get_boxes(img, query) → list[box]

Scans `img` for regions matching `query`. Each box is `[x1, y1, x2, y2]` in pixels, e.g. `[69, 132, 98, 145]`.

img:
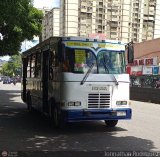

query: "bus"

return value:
[21, 37, 134, 128]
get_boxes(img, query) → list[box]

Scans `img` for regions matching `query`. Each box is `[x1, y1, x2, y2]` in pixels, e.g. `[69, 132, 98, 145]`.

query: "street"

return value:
[0, 82, 160, 153]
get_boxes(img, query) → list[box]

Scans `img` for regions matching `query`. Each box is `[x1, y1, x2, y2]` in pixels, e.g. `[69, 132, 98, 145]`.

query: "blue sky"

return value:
[33, 0, 60, 8]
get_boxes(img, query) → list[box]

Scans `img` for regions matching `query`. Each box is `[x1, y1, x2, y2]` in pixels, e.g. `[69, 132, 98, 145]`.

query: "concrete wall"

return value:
[130, 87, 160, 104]
[134, 38, 160, 63]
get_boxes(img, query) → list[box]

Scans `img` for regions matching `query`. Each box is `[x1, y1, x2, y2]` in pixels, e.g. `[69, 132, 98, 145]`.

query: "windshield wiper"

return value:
[112, 74, 119, 85]
[80, 63, 95, 85]
[103, 54, 118, 85]
[102, 54, 109, 73]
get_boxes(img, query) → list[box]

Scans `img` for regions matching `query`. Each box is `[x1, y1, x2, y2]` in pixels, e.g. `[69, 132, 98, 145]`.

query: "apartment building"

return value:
[59, 0, 159, 43]
[42, 8, 60, 41]
[38, 7, 51, 15]
[60, 0, 107, 37]
[154, 0, 160, 39]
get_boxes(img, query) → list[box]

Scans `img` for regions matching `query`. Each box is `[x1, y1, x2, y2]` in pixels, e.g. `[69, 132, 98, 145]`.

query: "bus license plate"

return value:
[117, 111, 126, 116]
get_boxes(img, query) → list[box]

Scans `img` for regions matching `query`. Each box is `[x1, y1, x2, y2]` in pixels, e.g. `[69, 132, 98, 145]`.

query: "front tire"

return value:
[51, 105, 66, 129]
[105, 120, 118, 127]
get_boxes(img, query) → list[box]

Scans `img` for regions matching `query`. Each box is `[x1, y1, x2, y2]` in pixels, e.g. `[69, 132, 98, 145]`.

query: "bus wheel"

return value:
[52, 106, 66, 129]
[27, 94, 32, 112]
[105, 120, 118, 127]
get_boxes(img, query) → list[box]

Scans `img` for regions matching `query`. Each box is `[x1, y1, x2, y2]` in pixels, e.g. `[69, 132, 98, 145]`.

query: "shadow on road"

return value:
[0, 87, 157, 152]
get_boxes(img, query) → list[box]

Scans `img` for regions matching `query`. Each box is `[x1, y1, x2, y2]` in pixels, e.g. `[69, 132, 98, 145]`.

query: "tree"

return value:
[0, 0, 43, 56]
[1, 54, 22, 77]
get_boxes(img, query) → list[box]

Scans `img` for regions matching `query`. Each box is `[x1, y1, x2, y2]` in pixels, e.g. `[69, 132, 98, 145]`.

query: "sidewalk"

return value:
[16, 82, 21, 87]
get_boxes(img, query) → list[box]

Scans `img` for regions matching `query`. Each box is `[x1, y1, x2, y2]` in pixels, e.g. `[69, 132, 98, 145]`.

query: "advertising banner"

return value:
[153, 66, 159, 75]
[126, 66, 131, 75]
[128, 57, 158, 66]
[130, 66, 143, 76]
[143, 66, 153, 75]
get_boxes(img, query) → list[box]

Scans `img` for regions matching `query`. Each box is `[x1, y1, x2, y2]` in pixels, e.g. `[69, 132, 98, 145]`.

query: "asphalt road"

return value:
[0, 82, 160, 155]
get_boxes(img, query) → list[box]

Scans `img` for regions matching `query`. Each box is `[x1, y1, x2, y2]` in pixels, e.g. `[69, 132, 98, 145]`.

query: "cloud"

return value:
[33, 0, 54, 9]
[0, 56, 10, 61]
[33, 0, 60, 9]
[21, 37, 39, 52]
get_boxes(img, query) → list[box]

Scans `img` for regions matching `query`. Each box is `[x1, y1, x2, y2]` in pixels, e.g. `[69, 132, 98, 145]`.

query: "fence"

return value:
[130, 75, 160, 88]
[130, 75, 160, 103]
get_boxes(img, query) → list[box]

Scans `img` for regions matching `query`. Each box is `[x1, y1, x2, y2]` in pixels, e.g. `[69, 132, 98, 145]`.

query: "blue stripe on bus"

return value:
[62, 108, 132, 122]
[49, 81, 130, 83]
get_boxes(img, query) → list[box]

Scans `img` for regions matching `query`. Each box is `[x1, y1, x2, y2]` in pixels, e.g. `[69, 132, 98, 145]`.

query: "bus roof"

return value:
[62, 36, 125, 44]
[22, 36, 125, 57]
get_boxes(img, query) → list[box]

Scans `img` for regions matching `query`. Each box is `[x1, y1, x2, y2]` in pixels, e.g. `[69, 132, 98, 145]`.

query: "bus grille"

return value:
[88, 93, 110, 109]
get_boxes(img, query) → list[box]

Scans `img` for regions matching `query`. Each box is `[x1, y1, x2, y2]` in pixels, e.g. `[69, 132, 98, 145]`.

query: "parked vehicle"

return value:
[3, 77, 11, 84]
[12, 78, 17, 85]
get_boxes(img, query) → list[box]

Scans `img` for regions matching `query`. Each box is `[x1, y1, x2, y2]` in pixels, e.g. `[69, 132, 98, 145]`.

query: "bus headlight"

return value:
[68, 102, 75, 106]
[74, 101, 81, 106]
[116, 101, 127, 105]
[68, 101, 81, 106]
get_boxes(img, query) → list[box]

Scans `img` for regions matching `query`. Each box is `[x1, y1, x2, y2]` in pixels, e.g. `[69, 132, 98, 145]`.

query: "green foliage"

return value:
[0, 0, 43, 56]
[1, 54, 22, 77]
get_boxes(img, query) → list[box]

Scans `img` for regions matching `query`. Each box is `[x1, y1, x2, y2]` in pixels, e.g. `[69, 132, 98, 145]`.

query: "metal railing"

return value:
[130, 75, 160, 89]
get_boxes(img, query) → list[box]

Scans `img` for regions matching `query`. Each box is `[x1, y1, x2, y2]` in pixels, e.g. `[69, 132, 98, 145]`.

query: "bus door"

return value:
[22, 58, 28, 102]
[42, 49, 49, 113]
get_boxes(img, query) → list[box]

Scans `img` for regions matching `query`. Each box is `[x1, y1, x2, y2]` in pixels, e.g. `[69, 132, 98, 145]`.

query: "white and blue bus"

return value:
[21, 37, 134, 128]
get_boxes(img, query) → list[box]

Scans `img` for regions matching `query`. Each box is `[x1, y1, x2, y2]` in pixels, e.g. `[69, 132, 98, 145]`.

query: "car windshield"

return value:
[63, 47, 126, 74]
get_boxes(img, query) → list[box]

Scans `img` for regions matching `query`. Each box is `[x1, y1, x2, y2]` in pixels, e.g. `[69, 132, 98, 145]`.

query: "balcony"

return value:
[81, 6, 87, 12]
[148, 16, 154, 20]
[86, 19, 92, 23]
[112, 16, 119, 21]
[110, 23, 118, 27]
[87, 8, 93, 13]
[81, 9, 87, 12]
[81, 19, 86, 24]
[98, 4, 103, 8]
[149, 11, 155, 16]
[81, 2, 87, 6]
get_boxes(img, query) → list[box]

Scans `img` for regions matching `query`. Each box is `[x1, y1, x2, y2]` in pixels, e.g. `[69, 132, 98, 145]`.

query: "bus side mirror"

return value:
[127, 41, 134, 63]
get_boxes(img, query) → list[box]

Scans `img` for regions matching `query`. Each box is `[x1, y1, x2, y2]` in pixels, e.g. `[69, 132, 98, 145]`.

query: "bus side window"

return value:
[27, 56, 31, 78]
[35, 53, 41, 78]
[31, 54, 36, 78]
[63, 48, 74, 72]
[49, 50, 55, 80]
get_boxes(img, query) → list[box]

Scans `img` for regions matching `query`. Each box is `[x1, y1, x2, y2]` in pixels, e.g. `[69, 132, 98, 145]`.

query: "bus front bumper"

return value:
[62, 108, 132, 122]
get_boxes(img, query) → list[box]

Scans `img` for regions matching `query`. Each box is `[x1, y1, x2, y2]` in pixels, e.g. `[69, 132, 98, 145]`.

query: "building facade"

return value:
[42, 8, 60, 41]
[60, 0, 159, 43]
[134, 38, 160, 61]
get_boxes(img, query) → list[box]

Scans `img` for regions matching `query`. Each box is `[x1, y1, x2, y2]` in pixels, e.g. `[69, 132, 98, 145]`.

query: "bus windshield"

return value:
[63, 47, 125, 74]
[63, 48, 97, 73]
[97, 50, 126, 74]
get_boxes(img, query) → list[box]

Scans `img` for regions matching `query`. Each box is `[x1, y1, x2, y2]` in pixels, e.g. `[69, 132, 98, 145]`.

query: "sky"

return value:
[0, 0, 60, 61]
[33, 0, 59, 8]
